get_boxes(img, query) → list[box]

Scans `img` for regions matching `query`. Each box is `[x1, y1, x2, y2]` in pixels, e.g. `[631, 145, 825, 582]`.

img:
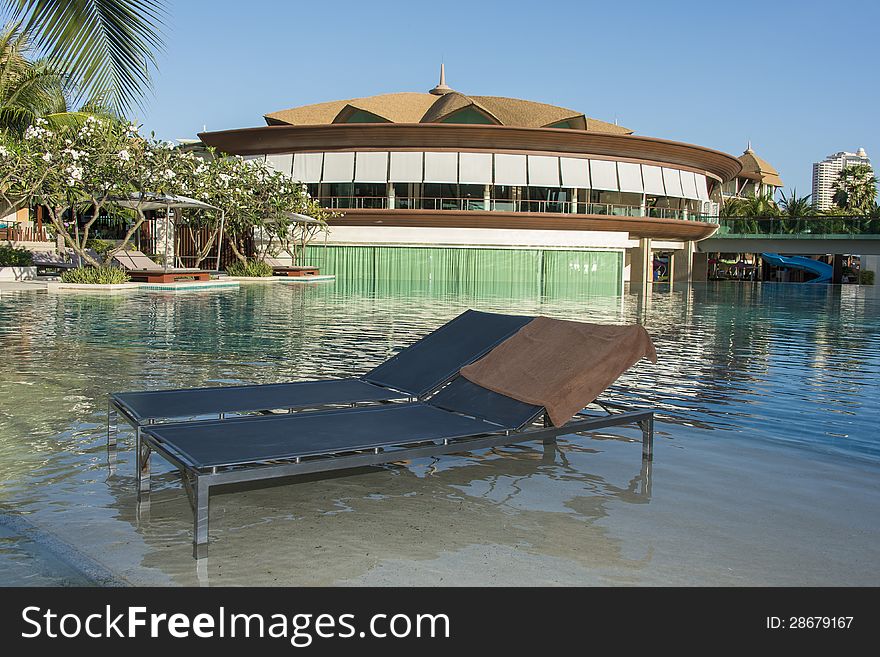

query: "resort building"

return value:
[720, 144, 783, 200]
[200, 68, 742, 292]
[812, 148, 872, 211]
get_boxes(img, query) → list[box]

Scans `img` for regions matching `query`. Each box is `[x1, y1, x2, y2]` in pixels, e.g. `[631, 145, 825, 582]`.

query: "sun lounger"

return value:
[108, 309, 534, 449]
[124, 315, 658, 559]
[135, 377, 654, 558]
[263, 256, 320, 277]
[112, 250, 211, 283]
[30, 250, 79, 274]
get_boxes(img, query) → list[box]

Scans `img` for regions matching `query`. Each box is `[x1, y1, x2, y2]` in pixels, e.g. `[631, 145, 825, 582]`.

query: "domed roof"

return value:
[737, 144, 783, 187]
[264, 70, 632, 134]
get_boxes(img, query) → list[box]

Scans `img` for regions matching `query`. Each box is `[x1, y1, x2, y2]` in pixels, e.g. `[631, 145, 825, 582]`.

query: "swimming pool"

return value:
[0, 281, 878, 585]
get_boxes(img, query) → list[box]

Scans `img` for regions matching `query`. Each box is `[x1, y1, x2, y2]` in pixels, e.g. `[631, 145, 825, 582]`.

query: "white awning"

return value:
[616, 162, 643, 193]
[322, 152, 355, 183]
[641, 165, 665, 195]
[458, 152, 493, 185]
[494, 153, 527, 185]
[265, 154, 292, 177]
[292, 152, 323, 183]
[528, 155, 560, 187]
[560, 157, 590, 188]
[695, 173, 710, 201]
[109, 193, 219, 211]
[589, 159, 618, 191]
[389, 151, 423, 182]
[680, 170, 700, 200]
[423, 152, 458, 183]
[354, 151, 389, 183]
[662, 168, 684, 198]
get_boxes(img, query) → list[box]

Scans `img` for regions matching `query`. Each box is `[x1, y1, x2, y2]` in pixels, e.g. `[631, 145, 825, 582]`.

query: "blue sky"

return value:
[140, 0, 878, 194]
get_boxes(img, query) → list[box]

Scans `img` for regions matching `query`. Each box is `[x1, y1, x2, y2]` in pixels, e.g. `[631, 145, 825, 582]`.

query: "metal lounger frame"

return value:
[108, 401, 654, 559]
[107, 310, 533, 450]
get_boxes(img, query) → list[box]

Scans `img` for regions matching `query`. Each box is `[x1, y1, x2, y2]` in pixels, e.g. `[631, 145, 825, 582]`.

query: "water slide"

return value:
[760, 253, 832, 284]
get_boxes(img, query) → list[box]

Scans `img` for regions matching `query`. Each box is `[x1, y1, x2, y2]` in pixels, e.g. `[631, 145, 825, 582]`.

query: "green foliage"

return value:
[226, 259, 273, 277]
[832, 164, 878, 213]
[778, 189, 815, 218]
[86, 238, 134, 254]
[0, 243, 33, 265]
[721, 192, 780, 218]
[0, 22, 66, 137]
[8, 1, 168, 114]
[60, 265, 129, 284]
[859, 270, 875, 285]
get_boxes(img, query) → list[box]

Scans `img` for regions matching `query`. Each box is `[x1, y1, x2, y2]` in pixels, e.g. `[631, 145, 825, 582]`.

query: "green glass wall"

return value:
[308, 245, 622, 297]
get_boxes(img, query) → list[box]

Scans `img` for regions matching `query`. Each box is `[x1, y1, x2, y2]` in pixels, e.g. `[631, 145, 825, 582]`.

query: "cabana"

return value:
[108, 193, 226, 276]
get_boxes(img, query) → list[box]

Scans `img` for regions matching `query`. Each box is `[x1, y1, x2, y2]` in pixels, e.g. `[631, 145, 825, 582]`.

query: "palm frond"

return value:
[8, 0, 167, 114]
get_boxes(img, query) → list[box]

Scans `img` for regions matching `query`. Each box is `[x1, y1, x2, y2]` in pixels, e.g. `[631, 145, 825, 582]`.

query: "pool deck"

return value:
[0, 277, 333, 293]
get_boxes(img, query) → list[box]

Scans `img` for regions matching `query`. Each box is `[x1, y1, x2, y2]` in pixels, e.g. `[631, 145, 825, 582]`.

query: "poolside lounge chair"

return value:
[264, 256, 320, 277]
[108, 309, 534, 446]
[127, 317, 657, 558]
[112, 250, 211, 283]
[30, 250, 79, 274]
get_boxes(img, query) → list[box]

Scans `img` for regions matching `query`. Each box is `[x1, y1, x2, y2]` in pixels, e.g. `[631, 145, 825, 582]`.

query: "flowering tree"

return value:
[179, 153, 336, 266]
[1, 116, 331, 269]
[0, 116, 198, 266]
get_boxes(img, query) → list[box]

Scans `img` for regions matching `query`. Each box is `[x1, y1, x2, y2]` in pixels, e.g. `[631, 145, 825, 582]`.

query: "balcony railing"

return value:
[715, 216, 880, 237]
[316, 197, 703, 221]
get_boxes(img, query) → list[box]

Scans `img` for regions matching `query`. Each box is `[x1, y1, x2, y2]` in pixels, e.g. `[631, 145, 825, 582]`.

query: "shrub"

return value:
[60, 266, 131, 284]
[859, 270, 875, 285]
[0, 245, 34, 267]
[226, 259, 274, 277]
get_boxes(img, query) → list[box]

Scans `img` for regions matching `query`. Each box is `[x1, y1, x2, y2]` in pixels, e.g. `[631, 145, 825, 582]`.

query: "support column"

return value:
[832, 254, 844, 284]
[387, 182, 395, 210]
[629, 238, 652, 294]
[672, 241, 695, 284]
[691, 250, 709, 282]
[155, 210, 175, 268]
[483, 184, 491, 211]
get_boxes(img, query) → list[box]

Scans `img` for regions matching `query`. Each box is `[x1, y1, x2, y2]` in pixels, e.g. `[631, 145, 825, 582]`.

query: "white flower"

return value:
[127, 123, 138, 133]
[162, 168, 175, 180]
[41, 152, 52, 162]
[0, 145, 8, 156]
[118, 150, 131, 162]
[66, 165, 83, 183]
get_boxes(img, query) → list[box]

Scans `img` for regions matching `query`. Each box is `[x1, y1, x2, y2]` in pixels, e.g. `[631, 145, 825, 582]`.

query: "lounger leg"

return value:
[639, 458, 653, 497]
[639, 416, 654, 461]
[107, 401, 118, 474]
[136, 428, 151, 503]
[542, 413, 557, 445]
[193, 476, 210, 560]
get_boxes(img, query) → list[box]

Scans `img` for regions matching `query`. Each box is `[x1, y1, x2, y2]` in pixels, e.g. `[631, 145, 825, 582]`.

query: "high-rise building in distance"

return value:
[812, 148, 872, 210]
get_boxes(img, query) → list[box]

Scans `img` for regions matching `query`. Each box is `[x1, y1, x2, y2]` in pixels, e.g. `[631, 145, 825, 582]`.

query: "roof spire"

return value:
[429, 63, 453, 95]
[746, 140, 753, 153]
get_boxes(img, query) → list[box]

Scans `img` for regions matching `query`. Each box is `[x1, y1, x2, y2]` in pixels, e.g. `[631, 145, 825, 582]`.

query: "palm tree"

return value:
[5, 0, 167, 114]
[778, 189, 815, 218]
[832, 164, 878, 213]
[0, 21, 65, 135]
[0, 21, 118, 135]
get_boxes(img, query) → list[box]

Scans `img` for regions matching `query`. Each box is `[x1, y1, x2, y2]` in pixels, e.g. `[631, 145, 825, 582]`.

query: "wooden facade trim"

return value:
[199, 123, 742, 183]
[327, 209, 719, 241]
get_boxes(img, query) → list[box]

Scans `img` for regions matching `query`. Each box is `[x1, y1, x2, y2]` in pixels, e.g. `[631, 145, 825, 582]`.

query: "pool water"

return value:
[0, 281, 878, 585]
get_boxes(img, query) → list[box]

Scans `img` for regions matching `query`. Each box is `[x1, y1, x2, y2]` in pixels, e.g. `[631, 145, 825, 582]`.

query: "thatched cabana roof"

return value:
[264, 85, 632, 135]
[737, 145, 783, 187]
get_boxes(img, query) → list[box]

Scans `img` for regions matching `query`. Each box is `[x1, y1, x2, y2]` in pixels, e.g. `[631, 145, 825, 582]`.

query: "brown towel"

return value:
[460, 317, 657, 427]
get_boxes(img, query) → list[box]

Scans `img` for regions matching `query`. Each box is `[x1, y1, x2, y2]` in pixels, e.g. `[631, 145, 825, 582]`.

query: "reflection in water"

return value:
[0, 281, 878, 584]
